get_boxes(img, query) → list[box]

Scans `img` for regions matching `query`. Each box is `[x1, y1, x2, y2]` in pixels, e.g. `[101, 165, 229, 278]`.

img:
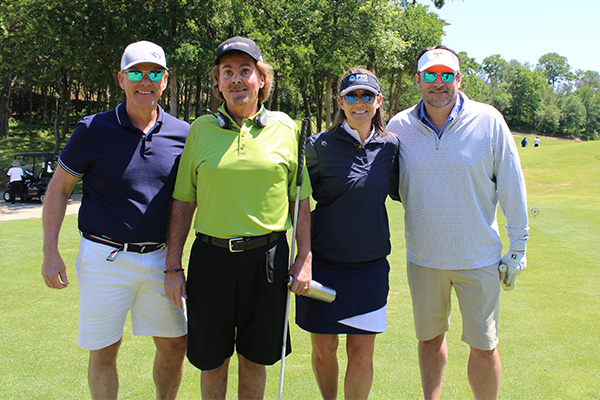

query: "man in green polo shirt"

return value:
[164, 36, 312, 399]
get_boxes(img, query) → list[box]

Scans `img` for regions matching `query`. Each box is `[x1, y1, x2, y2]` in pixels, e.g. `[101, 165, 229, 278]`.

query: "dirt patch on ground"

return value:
[0, 194, 82, 221]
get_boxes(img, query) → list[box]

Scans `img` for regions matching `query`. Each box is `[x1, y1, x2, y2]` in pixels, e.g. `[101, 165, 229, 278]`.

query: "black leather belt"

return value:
[196, 231, 285, 253]
[83, 233, 166, 261]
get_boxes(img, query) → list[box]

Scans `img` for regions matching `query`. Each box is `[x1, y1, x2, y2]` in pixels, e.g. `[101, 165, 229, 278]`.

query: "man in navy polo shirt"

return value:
[42, 41, 189, 399]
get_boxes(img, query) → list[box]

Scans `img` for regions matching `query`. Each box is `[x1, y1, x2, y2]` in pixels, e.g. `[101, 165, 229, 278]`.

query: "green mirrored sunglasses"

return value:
[126, 69, 165, 82]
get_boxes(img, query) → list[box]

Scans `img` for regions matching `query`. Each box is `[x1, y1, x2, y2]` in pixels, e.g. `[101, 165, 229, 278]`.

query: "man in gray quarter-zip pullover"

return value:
[386, 45, 529, 400]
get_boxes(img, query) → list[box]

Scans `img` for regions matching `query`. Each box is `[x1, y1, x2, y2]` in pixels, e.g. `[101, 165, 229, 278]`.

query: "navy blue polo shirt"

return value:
[59, 102, 189, 243]
[306, 125, 400, 263]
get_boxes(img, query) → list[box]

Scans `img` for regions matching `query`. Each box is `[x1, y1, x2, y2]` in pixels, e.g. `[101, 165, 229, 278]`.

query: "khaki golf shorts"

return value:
[407, 261, 500, 350]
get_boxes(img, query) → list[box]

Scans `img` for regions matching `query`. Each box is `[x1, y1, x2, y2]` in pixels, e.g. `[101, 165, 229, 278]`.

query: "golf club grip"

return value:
[296, 117, 311, 186]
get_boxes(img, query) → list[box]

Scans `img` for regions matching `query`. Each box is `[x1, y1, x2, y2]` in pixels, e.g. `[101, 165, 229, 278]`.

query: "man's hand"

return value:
[499, 250, 527, 291]
[42, 166, 78, 290]
[165, 200, 196, 309]
[42, 252, 69, 289]
[164, 269, 187, 309]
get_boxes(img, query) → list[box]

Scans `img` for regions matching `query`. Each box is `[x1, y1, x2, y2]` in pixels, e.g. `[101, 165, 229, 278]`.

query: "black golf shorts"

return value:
[185, 234, 291, 370]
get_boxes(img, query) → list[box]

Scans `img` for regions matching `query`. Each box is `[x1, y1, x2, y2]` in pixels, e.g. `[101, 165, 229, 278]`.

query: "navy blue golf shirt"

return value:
[306, 126, 399, 263]
[59, 102, 189, 243]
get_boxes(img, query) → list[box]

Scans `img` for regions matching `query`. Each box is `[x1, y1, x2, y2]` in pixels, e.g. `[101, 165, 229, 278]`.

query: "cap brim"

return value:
[215, 51, 261, 65]
[423, 65, 455, 73]
[419, 62, 456, 73]
[339, 85, 379, 96]
[122, 61, 169, 71]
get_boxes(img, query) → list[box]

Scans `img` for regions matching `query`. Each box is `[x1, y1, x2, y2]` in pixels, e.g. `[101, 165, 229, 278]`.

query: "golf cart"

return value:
[3, 152, 58, 203]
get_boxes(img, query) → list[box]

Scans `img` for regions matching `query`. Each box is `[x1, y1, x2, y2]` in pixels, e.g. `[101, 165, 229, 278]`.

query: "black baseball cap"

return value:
[215, 36, 263, 64]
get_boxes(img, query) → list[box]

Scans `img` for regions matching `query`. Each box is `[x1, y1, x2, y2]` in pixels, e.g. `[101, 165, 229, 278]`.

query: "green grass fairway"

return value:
[1, 136, 599, 399]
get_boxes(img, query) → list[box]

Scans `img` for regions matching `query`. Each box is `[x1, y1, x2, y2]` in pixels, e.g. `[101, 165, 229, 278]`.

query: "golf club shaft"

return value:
[278, 117, 311, 400]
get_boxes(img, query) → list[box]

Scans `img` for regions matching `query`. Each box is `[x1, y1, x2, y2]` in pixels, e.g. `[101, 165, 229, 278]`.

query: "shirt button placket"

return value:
[239, 125, 249, 156]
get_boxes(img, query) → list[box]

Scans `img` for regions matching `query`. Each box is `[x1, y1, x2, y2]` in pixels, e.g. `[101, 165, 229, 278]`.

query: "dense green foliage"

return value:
[477, 54, 600, 140]
[1, 0, 599, 155]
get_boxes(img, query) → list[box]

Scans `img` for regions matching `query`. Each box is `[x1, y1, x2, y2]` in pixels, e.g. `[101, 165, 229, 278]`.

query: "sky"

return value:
[417, 0, 599, 73]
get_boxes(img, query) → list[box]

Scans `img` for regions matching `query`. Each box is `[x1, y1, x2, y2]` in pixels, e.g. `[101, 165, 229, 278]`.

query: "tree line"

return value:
[1, 0, 598, 154]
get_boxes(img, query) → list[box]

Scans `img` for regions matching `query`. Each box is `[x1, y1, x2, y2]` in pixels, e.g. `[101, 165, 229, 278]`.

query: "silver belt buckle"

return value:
[228, 237, 245, 252]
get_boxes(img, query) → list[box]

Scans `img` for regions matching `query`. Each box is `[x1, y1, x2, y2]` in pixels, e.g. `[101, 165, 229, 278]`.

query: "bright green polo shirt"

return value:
[173, 105, 312, 238]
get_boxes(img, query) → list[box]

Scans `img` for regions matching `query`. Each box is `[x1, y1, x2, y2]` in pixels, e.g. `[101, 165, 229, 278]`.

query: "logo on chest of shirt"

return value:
[321, 140, 328, 147]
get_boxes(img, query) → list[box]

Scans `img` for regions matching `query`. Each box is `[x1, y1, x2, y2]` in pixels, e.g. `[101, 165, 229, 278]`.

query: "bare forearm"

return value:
[288, 198, 312, 293]
[166, 199, 196, 269]
[294, 198, 312, 262]
[41, 166, 78, 289]
[43, 192, 69, 252]
[42, 167, 78, 254]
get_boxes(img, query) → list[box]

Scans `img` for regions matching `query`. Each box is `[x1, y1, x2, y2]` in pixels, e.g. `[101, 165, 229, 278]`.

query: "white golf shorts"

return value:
[407, 261, 500, 350]
[76, 238, 187, 350]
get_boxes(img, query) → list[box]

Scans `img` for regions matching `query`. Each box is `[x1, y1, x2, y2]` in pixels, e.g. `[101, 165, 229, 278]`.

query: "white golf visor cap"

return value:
[418, 49, 460, 72]
[339, 72, 381, 96]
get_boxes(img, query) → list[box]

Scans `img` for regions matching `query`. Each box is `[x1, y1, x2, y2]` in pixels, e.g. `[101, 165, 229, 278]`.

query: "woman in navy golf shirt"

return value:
[296, 68, 400, 399]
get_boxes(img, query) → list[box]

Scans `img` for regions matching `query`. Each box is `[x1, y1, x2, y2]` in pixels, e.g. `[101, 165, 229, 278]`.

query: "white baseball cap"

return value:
[417, 49, 460, 72]
[121, 41, 168, 71]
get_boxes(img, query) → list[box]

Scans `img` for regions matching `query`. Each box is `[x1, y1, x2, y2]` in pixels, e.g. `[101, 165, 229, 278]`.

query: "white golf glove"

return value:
[498, 250, 527, 291]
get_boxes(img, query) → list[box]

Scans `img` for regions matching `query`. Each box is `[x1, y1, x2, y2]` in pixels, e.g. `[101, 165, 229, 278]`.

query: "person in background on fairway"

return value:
[6, 159, 25, 205]
[164, 36, 312, 399]
[535, 136, 540, 147]
[386, 45, 529, 400]
[296, 68, 400, 400]
[42, 41, 189, 399]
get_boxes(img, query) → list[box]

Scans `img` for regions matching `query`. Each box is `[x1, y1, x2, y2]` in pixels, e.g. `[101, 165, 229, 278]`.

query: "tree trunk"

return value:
[301, 78, 311, 118]
[42, 87, 49, 124]
[53, 97, 63, 154]
[395, 70, 403, 114]
[314, 78, 323, 133]
[53, 70, 69, 154]
[195, 74, 203, 119]
[169, 69, 178, 117]
[183, 80, 191, 122]
[28, 89, 33, 136]
[0, 72, 16, 139]
[387, 71, 396, 117]
[105, 84, 111, 111]
[325, 69, 332, 129]
[269, 72, 279, 111]
[62, 74, 72, 140]
[85, 87, 91, 116]
[390, 70, 404, 116]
